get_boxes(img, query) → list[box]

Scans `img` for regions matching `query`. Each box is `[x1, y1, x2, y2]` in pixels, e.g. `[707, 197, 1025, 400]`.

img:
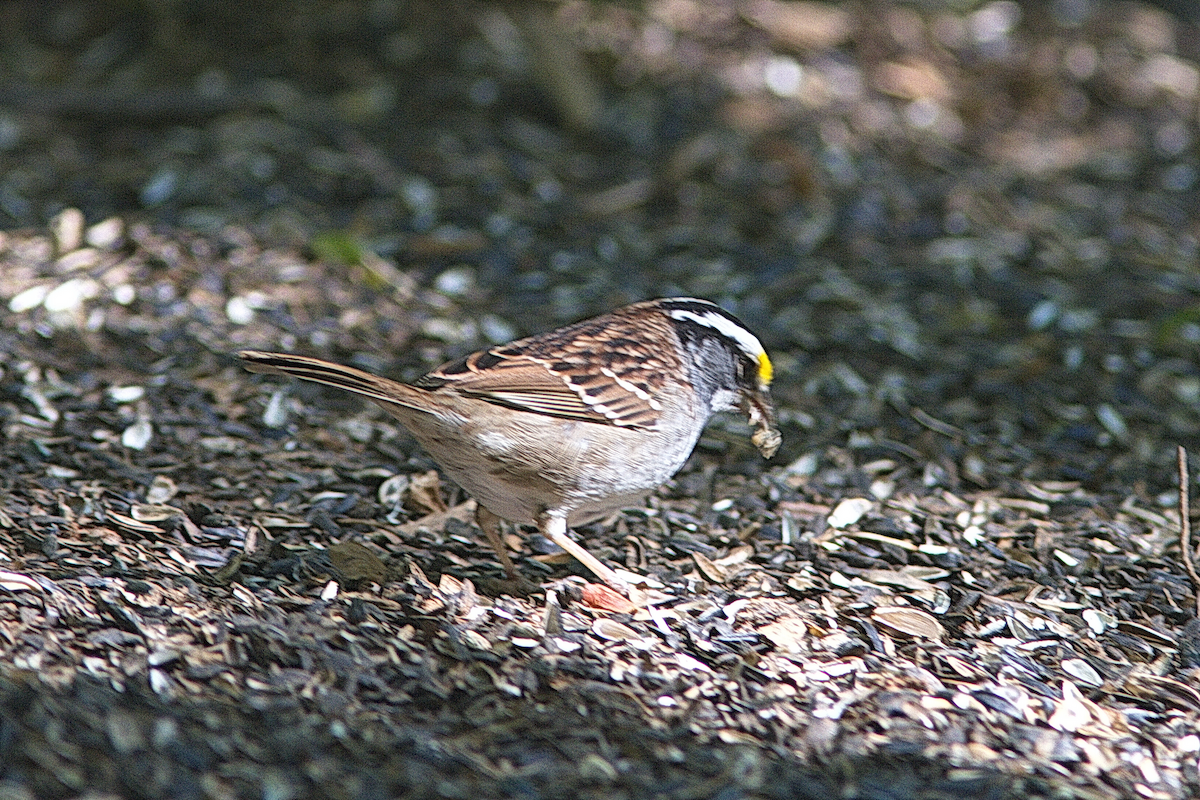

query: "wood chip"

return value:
[579, 584, 638, 615]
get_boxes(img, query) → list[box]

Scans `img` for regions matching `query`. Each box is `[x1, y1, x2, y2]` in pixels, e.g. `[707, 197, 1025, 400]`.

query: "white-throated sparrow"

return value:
[239, 297, 779, 591]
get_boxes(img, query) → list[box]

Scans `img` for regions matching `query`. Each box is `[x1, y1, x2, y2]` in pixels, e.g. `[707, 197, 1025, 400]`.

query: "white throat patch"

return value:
[709, 387, 740, 412]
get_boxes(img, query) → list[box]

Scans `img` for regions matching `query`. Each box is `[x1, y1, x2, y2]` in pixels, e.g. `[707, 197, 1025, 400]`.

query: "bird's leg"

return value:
[477, 505, 634, 596]
[474, 504, 518, 578]
[537, 511, 628, 592]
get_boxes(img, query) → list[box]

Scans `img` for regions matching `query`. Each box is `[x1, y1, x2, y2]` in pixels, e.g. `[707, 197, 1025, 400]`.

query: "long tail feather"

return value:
[238, 350, 422, 410]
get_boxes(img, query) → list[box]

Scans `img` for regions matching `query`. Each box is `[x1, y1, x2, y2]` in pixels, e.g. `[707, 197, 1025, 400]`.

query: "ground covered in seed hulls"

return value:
[2, 1, 1200, 798]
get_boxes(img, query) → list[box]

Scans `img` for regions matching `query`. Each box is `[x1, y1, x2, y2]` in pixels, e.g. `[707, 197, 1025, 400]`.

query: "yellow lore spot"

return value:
[758, 352, 773, 386]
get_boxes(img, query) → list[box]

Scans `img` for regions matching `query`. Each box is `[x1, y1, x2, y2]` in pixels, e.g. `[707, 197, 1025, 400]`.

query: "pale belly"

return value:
[392, 403, 700, 526]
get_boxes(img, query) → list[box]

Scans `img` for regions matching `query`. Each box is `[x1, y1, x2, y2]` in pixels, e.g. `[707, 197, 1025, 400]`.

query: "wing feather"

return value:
[416, 309, 680, 429]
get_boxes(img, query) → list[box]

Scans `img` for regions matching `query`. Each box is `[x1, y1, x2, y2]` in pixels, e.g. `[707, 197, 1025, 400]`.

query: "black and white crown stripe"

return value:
[659, 299, 772, 385]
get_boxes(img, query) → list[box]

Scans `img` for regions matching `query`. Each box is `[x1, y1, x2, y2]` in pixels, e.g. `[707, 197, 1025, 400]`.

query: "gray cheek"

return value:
[709, 388, 740, 412]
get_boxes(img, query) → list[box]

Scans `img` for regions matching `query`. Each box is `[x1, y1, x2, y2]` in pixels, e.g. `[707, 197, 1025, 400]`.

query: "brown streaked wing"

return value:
[422, 350, 658, 426]
[415, 305, 681, 428]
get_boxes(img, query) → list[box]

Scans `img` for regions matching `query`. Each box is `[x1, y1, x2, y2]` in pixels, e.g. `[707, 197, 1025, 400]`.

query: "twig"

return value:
[1178, 446, 1200, 616]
